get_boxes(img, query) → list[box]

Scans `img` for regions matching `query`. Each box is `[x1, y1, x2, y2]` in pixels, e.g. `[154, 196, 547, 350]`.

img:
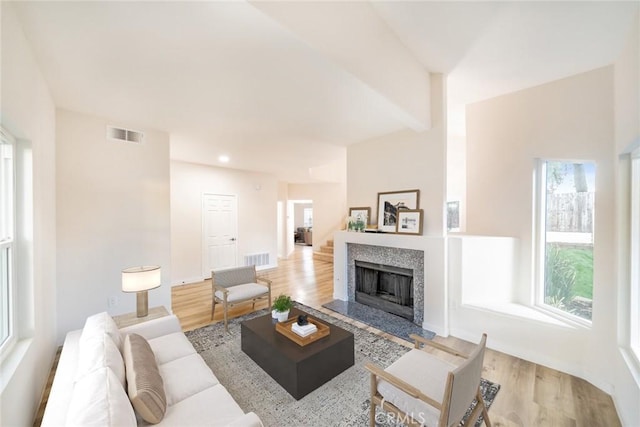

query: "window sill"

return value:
[0, 338, 33, 394]
[461, 302, 588, 330]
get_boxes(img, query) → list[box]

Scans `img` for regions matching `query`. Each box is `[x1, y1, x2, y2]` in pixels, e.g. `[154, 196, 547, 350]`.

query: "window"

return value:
[0, 128, 15, 353]
[303, 208, 313, 228]
[536, 160, 595, 322]
[631, 151, 640, 358]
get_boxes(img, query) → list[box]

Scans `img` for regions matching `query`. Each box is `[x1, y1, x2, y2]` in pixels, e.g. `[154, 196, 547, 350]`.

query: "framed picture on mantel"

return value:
[396, 209, 423, 235]
[349, 207, 370, 226]
[376, 189, 420, 233]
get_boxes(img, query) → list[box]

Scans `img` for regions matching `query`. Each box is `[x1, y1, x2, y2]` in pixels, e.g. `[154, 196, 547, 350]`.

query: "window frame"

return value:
[534, 158, 594, 327]
[630, 149, 640, 359]
[0, 127, 16, 358]
[303, 207, 313, 228]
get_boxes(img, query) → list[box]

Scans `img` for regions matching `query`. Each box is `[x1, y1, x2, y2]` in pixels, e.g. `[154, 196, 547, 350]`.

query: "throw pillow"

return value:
[76, 332, 126, 388]
[66, 366, 136, 427]
[123, 333, 167, 424]
[81, 312, 123, 351]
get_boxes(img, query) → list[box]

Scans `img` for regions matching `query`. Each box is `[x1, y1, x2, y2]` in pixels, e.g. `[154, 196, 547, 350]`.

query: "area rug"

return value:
[185, 303, 500, 426]
[322, 299, 436, 342]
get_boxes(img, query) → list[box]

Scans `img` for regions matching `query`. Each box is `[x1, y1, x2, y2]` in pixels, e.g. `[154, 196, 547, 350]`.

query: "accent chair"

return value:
[365, 333, 491, 427]
[211, 265, 272, 332]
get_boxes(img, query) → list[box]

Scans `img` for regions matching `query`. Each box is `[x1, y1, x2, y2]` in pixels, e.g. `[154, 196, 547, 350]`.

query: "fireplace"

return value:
[347, 243, 424, 325]
[355, 260, 414, 320]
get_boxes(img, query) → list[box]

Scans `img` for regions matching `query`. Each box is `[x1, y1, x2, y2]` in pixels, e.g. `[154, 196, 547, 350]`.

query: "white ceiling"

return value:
[11, 1, 639, 182]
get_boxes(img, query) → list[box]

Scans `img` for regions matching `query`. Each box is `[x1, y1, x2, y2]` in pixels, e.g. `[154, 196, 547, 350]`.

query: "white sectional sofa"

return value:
[41, 312, 262, 426]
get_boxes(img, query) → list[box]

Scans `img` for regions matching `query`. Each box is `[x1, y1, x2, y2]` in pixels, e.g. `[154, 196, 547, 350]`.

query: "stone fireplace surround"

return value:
[333, 230, 447, 336]
[347, 243, 424, 325]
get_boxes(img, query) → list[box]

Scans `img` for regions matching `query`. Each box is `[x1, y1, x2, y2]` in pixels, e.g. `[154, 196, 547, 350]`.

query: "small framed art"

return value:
[396, 209, 423, 235]
[348, 207, 370, 225]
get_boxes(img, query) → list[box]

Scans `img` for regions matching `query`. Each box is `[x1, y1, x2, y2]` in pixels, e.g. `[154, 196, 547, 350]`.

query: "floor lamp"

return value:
[122, 266, 161, 317]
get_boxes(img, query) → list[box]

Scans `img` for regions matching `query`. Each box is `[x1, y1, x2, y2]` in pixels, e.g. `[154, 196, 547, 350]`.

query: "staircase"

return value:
[313, 239, 333, 263]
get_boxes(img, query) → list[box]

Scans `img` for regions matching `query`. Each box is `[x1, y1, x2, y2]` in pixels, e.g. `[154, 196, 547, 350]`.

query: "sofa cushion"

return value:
[158, 353, 219, 405]
[66, 367, 136, 427]
[81, 312, 123, 351]
[148, 385, 246, 427]
[147, 332, 196, 365]
[123, 333, 167, 424]
[76, 331, 126, 388]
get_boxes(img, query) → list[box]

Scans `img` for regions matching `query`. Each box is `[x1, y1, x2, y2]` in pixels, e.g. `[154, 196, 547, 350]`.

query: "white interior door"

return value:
[202, 194, 237, 277]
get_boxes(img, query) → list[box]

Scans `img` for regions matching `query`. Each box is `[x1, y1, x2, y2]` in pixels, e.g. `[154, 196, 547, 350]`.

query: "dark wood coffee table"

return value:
[241, 307, 354, 399]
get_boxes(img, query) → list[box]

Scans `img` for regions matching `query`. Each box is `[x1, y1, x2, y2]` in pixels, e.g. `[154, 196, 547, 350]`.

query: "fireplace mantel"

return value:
[332, 231, 448, 336]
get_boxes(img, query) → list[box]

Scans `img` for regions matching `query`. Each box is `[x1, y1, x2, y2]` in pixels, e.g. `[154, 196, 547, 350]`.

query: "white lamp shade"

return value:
[122, 266, 161, 292]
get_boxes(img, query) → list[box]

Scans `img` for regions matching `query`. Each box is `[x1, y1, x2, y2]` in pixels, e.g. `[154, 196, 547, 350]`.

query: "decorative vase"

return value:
[272, 309, 290, 322]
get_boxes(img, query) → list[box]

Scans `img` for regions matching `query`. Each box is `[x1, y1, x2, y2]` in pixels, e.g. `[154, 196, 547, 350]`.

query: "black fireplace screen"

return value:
[355, 260, 414, 320]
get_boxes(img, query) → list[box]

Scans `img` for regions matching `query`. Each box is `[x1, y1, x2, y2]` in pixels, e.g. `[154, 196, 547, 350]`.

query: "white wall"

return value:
[463, 66, 619, 399]
[56, 110, 171, 341]
[449, 236, 517, 305]
[343, 75, 448, 333]
[466, 66, 615, 306]
[613, 11, 640, 427]
[171, 161, 278, 284]
[347, 75, 447, 237]
[0, 3, 57, 425]
[614, 10, 640, 155]
[288, 182, 346, 252]
[277, 182, 292, 258]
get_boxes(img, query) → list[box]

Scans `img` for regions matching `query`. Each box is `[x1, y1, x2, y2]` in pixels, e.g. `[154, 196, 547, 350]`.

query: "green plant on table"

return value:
[272, 294, 293, 312]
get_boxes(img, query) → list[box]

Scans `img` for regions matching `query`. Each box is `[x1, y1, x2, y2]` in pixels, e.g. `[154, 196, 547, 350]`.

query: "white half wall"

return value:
[56, 110, 171, 342]
[0, 3, 57, 425]
[170, 161, 278, 284]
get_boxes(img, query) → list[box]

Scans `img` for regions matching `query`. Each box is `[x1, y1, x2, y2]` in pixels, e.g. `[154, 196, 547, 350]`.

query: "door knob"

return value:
[230, 238, 236, 241]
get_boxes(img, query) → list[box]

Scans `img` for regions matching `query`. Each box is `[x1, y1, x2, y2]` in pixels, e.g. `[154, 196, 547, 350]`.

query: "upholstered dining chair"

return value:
[365, 333, 491, 427]
[211, 265, 272, 332]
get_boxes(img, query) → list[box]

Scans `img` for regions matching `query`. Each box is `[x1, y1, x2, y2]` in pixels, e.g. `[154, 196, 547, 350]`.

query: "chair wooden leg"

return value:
[211, 299, 216, 321]
[477, 389, 491, 427]
[224, 305, 229, 332]
[370, 403, 376, 427]
[369, 374, 376, 427]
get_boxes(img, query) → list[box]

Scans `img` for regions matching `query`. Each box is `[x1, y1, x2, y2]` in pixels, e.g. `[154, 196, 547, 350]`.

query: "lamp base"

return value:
[136, 291, 149, 317]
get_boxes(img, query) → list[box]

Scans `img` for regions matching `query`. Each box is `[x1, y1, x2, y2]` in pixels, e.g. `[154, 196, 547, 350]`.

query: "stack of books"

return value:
[292, 322, 317, 337]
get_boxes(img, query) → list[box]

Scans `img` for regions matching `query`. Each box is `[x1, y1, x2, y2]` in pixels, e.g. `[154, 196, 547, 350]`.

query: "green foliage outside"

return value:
[545, 244, 593, 310]
[560, 247, 593, 299]
[545, 245, 576, 309]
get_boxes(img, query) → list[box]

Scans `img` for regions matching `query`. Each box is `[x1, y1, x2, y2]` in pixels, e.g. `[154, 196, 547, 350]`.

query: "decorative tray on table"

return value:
[275, 317, 330, 346]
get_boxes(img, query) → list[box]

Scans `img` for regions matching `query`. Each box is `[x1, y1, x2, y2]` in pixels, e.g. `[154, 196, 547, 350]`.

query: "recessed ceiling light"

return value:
[218, 155, 230, 163]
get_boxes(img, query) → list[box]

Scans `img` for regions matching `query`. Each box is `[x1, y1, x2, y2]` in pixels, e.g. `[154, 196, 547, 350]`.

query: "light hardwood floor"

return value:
[173, 246, 620, 427]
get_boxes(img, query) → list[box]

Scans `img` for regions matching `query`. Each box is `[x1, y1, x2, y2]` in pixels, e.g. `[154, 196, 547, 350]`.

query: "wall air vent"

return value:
[244, 252, 270, 268]
[107, 126, 144, 144]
